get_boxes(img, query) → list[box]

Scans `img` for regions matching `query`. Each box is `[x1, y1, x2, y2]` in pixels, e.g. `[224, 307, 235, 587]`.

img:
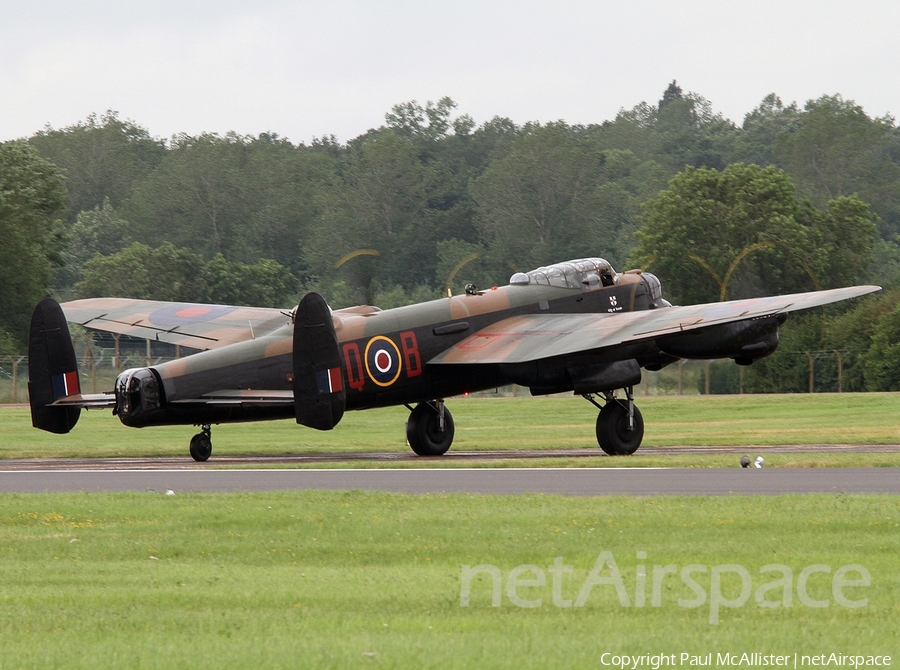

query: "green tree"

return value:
[76, 243, 297, 307]
[589, 83, 741, 173]
[127, 133, 250, 259]
[0, 141, 67, 351]
[307, 129, 443, 292]
[586, 149, 670, 269]
[76, 242, 204, 301]
[774, 95, 900, 237]
[629, 164, 809, 304]
[198, 255, 298, 307]
[864, 303, 900, 390]
[799, 195, 879, 289]
[742, 315, 829, 393]
[472, 123, 607, 272]
[128, 132, 330, 271]
[387, 99, 514, 257]
[630, 164, 877, 305]
[385, 97, 459, 147]
[28, 111, 165, 222]
[826, 289, 900, 391]
[55, 197, 131, 293]
[655, 86, 739, 171]
[241, 134, 331, 275]
[737, 94, 800, 167]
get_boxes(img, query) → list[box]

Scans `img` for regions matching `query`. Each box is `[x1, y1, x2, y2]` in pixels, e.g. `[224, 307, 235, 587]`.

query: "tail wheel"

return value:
[189, 427, 212, 462]
[596, 402, 644, 455]
[406, 402, 454, 456]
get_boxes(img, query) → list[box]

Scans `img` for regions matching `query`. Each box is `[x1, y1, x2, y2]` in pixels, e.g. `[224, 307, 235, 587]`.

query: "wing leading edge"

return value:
[428, 285, 881, 365]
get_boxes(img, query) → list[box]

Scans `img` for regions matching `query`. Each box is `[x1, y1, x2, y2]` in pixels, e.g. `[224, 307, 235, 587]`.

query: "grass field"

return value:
[3, 395, 899, 667]
[2, 393, 900, 465]
[0, 491, 897, 668]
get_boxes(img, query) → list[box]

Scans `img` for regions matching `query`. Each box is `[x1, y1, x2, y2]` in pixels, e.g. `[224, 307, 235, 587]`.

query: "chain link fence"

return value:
[0, 353, 181, 404]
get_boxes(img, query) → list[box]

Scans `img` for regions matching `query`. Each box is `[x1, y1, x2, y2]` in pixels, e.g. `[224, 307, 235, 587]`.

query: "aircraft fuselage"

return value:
[126, 270, 660, 427]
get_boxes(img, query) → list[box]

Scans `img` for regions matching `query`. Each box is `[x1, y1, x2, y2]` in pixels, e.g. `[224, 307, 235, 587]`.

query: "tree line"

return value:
[4, 82, 900, 390]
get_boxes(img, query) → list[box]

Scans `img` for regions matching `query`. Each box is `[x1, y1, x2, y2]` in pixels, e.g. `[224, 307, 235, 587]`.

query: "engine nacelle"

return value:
[500, 360, 568, 394]
[114, 367, 166, 427]
[656, 315, 784, 365]
[500, 358, 643, 395]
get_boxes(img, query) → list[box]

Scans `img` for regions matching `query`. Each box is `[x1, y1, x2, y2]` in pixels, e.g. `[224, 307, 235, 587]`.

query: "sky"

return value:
[3, 0, 899, 145]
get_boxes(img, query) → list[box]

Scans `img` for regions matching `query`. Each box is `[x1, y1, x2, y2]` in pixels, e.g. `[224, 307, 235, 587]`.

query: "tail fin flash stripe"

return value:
[315, 367, 343, 395]
[315, 369, 330, 394]
[329, 367, 343, 393]
[51, 371, 80, 399]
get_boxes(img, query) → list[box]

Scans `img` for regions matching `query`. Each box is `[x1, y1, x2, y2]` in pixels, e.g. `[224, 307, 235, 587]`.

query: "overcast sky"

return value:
[3, 1, 898, 144]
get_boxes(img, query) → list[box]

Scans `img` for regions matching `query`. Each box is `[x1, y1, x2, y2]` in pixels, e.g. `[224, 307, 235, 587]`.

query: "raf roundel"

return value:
[149, 303, 237, 328]
[364, 336, 403, 387]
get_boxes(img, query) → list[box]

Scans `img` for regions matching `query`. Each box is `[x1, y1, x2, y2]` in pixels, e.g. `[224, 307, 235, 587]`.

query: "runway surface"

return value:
[1, 467, 897, 495]
[0, 443, 896, 470]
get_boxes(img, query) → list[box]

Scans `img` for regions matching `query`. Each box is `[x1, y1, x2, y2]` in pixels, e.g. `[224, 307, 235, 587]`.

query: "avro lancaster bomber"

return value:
[29, 258, 878, 460]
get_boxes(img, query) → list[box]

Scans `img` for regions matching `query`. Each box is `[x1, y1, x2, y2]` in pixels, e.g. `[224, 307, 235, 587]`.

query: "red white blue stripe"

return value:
[51, 371, 80, 399]
[315, 367, 343, 395]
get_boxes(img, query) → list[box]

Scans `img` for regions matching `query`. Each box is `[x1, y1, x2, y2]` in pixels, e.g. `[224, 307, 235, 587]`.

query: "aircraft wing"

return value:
[428, 285, 880, 365]
[61, 298, 291, 350]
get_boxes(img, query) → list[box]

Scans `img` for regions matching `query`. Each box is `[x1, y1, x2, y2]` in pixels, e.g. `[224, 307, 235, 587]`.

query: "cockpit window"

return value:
[529, 270, 549, 286]
[518, 258, 617, 290]
[545, 266, 572, 288]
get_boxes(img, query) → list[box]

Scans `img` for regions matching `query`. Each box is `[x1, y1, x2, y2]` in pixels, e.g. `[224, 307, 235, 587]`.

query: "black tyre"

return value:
[595, 402, 644, 455]
[406, 403, 454, 456]
[189, 433, 212, 462]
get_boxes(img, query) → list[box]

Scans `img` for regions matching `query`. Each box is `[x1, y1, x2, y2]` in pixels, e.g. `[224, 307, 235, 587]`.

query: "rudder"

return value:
[28, 297, 81, 434]
[292, 292, 345, 430]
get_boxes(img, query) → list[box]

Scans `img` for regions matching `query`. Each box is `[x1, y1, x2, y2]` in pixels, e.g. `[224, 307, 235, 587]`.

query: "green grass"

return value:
[2, 393, 900, 461]
[0, 491, 896, 668]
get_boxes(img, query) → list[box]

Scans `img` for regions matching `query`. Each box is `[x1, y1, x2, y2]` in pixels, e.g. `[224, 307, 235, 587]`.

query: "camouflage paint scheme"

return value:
[52, 258, 878, 431]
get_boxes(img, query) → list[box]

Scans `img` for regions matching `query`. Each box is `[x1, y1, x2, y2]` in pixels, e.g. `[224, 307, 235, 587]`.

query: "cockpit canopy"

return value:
[509, 258, 618, 290]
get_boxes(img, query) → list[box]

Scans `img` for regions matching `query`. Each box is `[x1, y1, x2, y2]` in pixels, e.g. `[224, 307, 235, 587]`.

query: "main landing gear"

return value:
[189, 424, 213, 462]
[405, 400, 455, 456]
[584, 387, 644, 455]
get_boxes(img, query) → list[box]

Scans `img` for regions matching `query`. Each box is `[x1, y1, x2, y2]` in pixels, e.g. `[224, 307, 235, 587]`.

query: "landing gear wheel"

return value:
[189, 427, 212, 462]
[406, 402, 454, 456]
[596, 402, 644, 455]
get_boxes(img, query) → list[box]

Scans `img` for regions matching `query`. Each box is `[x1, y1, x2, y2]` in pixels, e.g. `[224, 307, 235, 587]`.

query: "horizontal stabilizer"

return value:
[168, 389, 295, 407]
[49, 393, 117, 409]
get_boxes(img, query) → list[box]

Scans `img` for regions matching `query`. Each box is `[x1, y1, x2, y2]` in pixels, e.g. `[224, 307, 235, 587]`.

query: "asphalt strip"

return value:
[0, 468, 897, 495]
